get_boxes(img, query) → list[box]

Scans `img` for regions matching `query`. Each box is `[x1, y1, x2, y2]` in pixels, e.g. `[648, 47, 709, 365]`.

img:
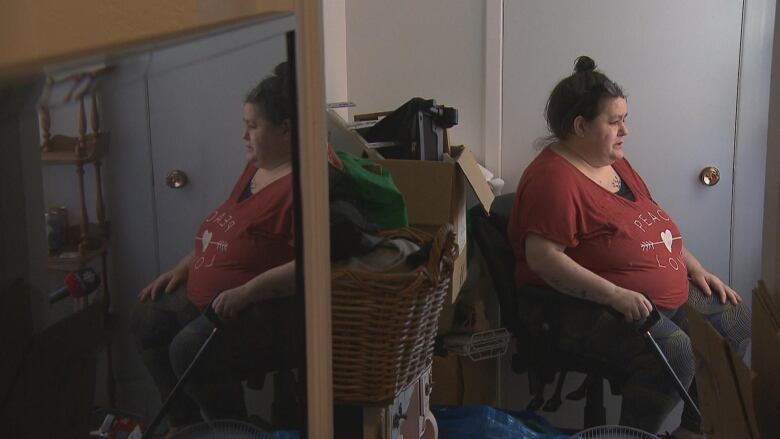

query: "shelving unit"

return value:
[46, 231, 109, 269]
[38, 66, 115, 406]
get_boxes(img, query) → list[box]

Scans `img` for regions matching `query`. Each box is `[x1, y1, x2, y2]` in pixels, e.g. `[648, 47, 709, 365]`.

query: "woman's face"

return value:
[242, 103, 291, 167]
[579, 96, 629, 165]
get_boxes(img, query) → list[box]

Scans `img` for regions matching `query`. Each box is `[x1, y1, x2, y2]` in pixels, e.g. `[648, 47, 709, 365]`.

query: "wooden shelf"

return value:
[41, 133, 109, 165]
[47, 240, 108, 269]
[46, 222, 110, 269]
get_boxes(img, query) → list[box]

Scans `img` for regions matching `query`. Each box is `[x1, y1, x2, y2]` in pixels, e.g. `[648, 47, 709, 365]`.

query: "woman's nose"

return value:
[242, 130, 249, 141]
[620, 122, 629, 136]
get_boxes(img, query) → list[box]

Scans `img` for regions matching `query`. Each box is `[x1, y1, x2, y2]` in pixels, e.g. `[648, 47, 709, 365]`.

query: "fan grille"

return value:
[573, 425, 660, 439]
[170, 419, 270, 439]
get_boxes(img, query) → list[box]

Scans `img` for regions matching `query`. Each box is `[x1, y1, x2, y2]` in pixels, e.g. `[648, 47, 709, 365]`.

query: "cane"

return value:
[141, 303, 223, 439]
[633, 295, 703, 420]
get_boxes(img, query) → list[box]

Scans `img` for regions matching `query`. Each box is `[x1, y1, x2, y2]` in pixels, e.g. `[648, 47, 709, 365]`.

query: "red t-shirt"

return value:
[186, 164, 295, 309]
[508, 148, 688, 310]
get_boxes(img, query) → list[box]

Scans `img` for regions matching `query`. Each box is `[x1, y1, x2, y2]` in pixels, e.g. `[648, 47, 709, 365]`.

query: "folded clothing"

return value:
[337, 237, 421, 274]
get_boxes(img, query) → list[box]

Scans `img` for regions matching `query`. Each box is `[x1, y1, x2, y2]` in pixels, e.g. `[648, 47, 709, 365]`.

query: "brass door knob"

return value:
[166, 170, 188, 188]
[699, 166, 720, 186]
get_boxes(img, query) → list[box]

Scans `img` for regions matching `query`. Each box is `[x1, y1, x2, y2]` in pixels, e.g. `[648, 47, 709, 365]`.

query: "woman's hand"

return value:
[610, 288, 653, 322]
[212, 286, 252, 320]
[683, 246, 741, 305]
[688, 268, 741, 305]
[526, 233, 653, 321]
[137, 267, 187, 302]
[137, 252, 193, 302]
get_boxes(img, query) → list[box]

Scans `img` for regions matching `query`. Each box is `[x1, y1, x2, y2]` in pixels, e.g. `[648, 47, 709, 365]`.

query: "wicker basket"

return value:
[331, 224, 456, 405]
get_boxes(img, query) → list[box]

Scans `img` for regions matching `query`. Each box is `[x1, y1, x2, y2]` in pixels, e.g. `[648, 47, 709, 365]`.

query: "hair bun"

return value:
[574, 56, 597, 73]
[274, 61, 291, 83]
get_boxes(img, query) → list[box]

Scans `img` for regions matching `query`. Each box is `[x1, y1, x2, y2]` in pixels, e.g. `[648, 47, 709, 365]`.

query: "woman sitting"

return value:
[132, 62, 301, 435]
[507, 56, 750, 438]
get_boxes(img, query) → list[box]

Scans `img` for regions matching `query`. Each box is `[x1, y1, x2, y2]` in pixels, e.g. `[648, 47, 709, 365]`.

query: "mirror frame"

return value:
[0, 1, 333, 436]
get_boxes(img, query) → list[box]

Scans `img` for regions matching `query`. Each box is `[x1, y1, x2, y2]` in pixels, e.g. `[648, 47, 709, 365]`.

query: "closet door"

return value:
[501, 0, 742, 280]
[147, 16, 293, 271]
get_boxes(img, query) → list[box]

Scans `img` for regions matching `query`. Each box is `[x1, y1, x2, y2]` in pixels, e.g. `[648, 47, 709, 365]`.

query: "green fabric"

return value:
[334, 150, 408, 229]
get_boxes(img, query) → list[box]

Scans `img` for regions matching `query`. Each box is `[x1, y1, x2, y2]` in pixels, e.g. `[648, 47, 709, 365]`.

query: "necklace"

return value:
[250, 162, 291, 193]
[556, 143, 621, 191]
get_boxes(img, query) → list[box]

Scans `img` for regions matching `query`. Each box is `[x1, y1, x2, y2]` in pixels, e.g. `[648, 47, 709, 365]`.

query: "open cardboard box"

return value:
[327, 109, 383, 160]
[688, 306, 759, 439]
[430, 352, 499, 407]
[686, 280, 780, 439]
[327, 109, 495, 306]
[376, 147, 495, 304]
[751, 281, 780, 438]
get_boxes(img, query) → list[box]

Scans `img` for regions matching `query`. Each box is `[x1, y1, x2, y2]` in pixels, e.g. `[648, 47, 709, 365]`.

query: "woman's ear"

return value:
[280, 119, 292, 137]
[573, 115, 587, 138]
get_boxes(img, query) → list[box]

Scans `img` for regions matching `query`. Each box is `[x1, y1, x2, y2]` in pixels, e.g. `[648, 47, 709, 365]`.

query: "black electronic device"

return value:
[359, 97, 458, 161]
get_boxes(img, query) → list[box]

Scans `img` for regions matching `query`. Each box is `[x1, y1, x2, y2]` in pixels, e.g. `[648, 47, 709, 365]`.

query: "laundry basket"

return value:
[331, 224, 455, 404]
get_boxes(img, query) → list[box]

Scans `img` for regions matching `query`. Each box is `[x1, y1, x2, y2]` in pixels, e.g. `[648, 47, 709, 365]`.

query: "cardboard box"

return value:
[430, 353, 499, 406]
[327, 109, 495, 303]
[684, 282, 780, 439]
[752, 281, 780, 439]
[326, 109, 383, 160]
[380, 147, 493, 304]
[687, 305, 759, 439]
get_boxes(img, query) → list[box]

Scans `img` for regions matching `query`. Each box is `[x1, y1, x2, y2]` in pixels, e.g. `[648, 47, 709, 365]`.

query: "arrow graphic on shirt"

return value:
[196, 230, 229, 252]
[640, 229, 681, 253]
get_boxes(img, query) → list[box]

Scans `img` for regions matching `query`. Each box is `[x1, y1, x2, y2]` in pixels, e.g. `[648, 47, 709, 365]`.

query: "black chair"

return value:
[469, 193, 624, 428]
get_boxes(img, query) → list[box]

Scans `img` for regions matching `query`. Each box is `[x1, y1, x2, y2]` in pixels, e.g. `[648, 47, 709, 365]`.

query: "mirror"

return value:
[0, 12, 314, 438]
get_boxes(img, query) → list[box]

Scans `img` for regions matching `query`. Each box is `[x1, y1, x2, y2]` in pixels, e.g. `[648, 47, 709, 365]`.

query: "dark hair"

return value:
[245, 61, 292, 125]
[545, 56, 625, 141]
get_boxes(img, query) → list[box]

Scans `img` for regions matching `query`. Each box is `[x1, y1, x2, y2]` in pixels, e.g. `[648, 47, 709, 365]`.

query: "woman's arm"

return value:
[137, 251, 194, 302]
[682, 246, 741, 305]
[525, 233, 652, 321]
[212, 260, 296, 319]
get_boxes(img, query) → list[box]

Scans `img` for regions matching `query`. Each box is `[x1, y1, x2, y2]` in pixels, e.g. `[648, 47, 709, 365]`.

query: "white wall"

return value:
[764, 0, 780, 300]
[323, 0, 348, 119]
[727, 0, 774, 304]
[344, 0, 487, 163]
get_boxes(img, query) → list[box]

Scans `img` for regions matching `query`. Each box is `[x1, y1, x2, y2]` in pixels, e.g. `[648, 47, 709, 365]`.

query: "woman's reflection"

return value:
[131, 62, 301, 435]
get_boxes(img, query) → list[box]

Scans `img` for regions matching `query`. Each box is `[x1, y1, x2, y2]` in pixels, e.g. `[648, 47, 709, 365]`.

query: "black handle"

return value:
[636, 292, 661, 333]
[607, 292, 661, 333]
[203, 301, 223, 329]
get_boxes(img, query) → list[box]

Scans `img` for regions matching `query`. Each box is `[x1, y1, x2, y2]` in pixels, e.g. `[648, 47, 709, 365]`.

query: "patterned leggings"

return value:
[547, 281, 750, 433]
[644, 282, 751, 432]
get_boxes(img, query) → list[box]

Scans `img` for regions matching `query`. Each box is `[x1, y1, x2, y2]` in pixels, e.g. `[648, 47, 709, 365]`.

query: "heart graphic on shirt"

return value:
[202, 229, 212, 251]
[660, 229, 673, 253]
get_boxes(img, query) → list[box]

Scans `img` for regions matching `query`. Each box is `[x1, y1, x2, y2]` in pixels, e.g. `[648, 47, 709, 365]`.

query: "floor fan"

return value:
[169, 420, 270, 439]
[573, 425, 660, 439]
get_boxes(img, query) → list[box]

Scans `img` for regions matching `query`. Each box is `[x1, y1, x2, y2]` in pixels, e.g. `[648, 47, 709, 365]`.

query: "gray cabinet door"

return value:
[501, 0, 742, 281]
[147, 16, 293, 272]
